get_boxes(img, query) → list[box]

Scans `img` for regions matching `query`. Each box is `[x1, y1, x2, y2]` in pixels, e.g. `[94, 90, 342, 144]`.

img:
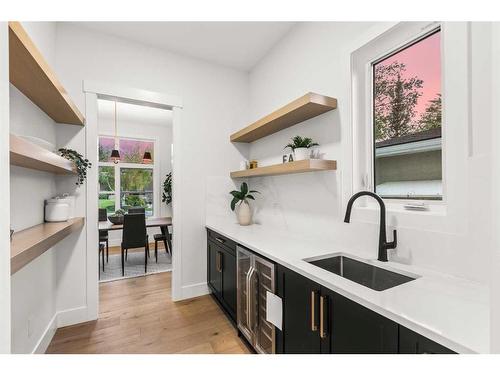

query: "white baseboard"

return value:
[56, 305, 89, 328]
[32, 314, 57, 354]
[180, 281, 209, 300]
[31, 306, 90, 354]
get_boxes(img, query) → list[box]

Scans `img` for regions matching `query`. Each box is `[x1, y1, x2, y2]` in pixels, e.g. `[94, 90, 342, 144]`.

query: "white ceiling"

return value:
[98, 99, 172, 128]
[74, 22, 296, 71]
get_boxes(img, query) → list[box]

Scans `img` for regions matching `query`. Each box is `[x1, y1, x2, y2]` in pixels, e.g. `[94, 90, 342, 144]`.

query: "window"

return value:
[98, 136, 156, 216]
[372, 29, 442, 200]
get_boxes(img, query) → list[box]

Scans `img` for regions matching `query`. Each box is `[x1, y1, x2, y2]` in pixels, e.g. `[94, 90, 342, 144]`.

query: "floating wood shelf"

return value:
[230, 93, 337, 143]
[8, 21, 85, 126]
[10, 217, 85, 275]
[10, 133, 76, 174]
[230, 159, 337, 178]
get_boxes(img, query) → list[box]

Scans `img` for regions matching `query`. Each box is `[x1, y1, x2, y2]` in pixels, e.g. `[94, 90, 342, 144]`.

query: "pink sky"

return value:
[377, 31, 441, 117]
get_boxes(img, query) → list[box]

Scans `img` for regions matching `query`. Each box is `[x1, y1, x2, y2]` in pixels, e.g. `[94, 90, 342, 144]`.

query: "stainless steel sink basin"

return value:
[304, 254, 418, 291]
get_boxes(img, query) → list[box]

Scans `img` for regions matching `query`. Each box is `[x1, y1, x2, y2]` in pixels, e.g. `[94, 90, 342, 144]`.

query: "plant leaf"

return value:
[246, 195, 255, 200]
[230, 197, 239, 211]
[241, 182, 248, 195]
[249, 190, 260, 194]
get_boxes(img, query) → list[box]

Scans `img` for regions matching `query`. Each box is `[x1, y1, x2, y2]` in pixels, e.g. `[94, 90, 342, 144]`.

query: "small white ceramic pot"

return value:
[237, 200, 252, 226]
[294, 147, 311, 161]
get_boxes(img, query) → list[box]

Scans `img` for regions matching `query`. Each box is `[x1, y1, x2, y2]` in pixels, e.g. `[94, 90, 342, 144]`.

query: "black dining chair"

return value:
[99, 243, 105, 278]
[128, 207, 145, 214]
[121, 213, 149, 276]
[154, 225, 172, 262]
[98, 208, 109, 262]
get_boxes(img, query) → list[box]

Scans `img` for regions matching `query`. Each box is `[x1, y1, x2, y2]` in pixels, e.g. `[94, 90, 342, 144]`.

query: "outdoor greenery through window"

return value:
[373, 29, 442, 200]
[98, 136, 155, 216]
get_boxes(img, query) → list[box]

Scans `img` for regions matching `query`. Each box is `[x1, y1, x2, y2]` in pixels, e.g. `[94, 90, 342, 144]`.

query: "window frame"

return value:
[98, 134, 159, 217]
[371, 27, 443, 202]
[351, 22, 447, 214]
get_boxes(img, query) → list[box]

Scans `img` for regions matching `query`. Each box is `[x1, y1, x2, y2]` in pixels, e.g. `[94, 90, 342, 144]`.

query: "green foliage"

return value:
[374, 61, 423, 141]
[98, 166, 115, 191]
[124, 195, 146, 207]
[58, 148, 92, 186]
[162, 172, 172, 205]
[229, 182, 260, 211]
[98, 143, 111, 162]
[112, 209, 126, 216]
[284, 136, 319, 150]
[120, 169, 153, 191]
[418, 94, 441, 131]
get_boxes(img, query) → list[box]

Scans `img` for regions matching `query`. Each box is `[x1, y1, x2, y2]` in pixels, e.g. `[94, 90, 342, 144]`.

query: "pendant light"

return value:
[142, 151, 152, 164]
[110, 101, 120, 164]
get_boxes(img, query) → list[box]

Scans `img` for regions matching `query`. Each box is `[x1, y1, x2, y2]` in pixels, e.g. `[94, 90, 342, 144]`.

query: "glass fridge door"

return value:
[236, 246, 253, 343]
[253, 256, 276, 354]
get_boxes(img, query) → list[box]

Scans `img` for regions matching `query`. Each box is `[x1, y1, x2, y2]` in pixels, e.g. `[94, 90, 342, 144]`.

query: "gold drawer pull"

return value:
[311, 291, 318, 332]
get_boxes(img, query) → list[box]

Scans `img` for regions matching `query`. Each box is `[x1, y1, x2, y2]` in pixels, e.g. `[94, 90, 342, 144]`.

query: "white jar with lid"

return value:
[45, 198, 70, 222]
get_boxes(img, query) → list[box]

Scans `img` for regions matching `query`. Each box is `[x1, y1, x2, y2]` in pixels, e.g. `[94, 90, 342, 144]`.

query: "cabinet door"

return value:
[221, 248, 237, 321]
[330, 292, 398, 353]
[207, 241, 222, 297]
[399, 326, 455, 354]
[277, 265, 322, 354]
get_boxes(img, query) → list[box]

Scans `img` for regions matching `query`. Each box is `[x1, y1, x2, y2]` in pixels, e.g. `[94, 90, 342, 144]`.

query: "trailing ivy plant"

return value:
[162, 172, 172, 205]
[284, 135, 319, 150]
[229, 182, 259, 211]
[58, 148, 92, 186]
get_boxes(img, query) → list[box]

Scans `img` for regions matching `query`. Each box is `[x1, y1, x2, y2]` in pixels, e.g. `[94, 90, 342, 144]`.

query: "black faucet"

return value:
[343, 191, 397, 262]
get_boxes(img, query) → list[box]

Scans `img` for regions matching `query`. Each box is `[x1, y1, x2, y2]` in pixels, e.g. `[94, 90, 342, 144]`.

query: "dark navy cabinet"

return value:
[207, 229, 237, 323]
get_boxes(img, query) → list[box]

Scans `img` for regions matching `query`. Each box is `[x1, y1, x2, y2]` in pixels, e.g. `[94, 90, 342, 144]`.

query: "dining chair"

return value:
[98, 208, 109, 262]
[154, 225, 172, 262]
[128, 207, 145, 214]
[121, 213, 149, 276]
[99, 243, 105, 279]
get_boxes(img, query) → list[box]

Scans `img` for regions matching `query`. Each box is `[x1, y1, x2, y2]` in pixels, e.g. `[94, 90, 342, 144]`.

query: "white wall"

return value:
[97, 100, 173, 246]
[54, 23, 249, 300]
[0, 22, 11, 354]
[489, 22, 500, 353]
[9, 22, 60, 354]
[235, 22, 493, 284]
[9, 22, 88, 354]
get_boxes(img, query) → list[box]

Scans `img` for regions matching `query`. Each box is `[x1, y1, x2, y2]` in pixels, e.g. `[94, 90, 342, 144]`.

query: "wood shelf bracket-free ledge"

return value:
[10, 217, 85, 275]
[10, 133, 76, 174]
[230, 159, 337, 178]
[230, 92, 337, 143]
[8, 21, 85, 125]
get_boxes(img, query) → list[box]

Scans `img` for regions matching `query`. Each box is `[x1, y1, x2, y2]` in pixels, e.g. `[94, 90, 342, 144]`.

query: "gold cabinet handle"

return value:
[320, 295, 327, 339]
[311, 291, 318, 332]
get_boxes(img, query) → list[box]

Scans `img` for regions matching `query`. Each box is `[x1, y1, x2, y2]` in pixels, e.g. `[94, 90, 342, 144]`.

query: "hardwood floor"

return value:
[46, 271, 251, 354]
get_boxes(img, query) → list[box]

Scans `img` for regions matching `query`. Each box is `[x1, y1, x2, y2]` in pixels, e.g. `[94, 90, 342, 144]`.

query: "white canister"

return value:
[59, 194, 76, 218]
[45, 198, 70, 222]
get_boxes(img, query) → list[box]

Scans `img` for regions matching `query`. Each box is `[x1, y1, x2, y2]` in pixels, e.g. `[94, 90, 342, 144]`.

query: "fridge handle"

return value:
[246, 267, 255, 331]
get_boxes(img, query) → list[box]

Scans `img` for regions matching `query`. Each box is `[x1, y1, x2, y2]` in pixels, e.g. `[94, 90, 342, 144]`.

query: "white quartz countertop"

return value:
[206, 216, 489, 353]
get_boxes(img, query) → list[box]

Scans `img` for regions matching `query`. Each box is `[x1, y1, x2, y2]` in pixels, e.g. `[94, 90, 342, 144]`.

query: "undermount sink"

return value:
[305, 254, 418, 291]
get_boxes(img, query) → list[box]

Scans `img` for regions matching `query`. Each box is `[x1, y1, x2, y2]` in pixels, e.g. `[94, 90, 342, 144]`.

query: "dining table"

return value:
[98, 216, 172, 231]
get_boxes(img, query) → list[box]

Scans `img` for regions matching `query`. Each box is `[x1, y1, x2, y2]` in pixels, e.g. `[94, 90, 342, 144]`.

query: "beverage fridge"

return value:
[236, 245, 276, 354]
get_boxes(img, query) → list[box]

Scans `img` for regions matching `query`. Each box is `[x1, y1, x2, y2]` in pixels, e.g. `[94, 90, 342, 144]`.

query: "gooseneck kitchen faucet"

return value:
[344, 191, 397, 262]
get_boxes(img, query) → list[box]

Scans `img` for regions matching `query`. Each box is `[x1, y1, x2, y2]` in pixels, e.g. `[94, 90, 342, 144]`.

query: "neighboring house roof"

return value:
[375, 127, 442, 148]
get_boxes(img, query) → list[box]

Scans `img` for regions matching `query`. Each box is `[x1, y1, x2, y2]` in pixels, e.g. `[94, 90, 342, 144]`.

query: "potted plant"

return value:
[284, 136, 319, 161]
[230, 182, 259, 226]
[58, 148, 92, 186]
[108, 209, 126, 225]
[162, 172, 172, 205]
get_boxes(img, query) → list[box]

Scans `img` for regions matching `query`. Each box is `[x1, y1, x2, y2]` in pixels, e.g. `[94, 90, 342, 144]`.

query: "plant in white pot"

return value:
[284, 136, 319, 161]
[230, 182, 259, 226]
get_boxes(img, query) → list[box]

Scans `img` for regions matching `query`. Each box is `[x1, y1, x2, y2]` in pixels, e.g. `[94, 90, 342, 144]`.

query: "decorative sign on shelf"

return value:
[282, 153, 294, 163]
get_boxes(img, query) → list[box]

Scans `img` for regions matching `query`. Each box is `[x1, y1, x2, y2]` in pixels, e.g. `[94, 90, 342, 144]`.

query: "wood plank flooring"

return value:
[46, 271, 250, 354]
